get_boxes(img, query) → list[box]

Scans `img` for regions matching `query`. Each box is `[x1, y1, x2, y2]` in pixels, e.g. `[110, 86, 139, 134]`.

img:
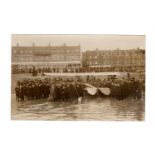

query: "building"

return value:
[82, 48, 145, 72]
[12, 43, 81, 73]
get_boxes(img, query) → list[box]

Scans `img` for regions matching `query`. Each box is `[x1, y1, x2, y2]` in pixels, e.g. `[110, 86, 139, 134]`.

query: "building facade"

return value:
[82, 48, 145, 72]
[12, 43, 81, 73]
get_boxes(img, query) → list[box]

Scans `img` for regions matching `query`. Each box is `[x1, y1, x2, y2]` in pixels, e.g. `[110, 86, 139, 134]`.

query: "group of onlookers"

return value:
[14, 76, 145, 102]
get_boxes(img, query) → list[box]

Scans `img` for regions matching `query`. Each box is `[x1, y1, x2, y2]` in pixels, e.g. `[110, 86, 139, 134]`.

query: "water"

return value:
[11, 95, 144, 121]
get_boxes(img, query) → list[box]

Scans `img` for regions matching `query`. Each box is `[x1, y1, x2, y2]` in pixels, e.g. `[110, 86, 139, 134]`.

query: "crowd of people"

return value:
[12, 66, 140, 74]
[14, 78, 84, 102]
[15, 78, 51, 102]
[14, 76, 145, 102]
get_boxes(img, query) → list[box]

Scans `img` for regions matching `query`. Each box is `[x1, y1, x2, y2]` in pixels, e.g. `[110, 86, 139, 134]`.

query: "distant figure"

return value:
[15, 84, 20, 102]
[76, 83, 84, 104]
[20, 85, 25, 101]
[78, 96, 82, 104]
[32, 66, 37, 76]
[127, 72, 130, 78]
[48, 84, 55, 101]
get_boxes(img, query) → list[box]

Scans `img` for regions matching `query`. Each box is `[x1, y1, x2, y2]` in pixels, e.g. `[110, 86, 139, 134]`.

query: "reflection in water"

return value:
[11, 94, 144, 121]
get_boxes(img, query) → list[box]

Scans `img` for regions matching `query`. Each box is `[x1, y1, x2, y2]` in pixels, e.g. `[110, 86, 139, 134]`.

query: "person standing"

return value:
[48, 84, 55, 101]
[15, 84, 20, 102]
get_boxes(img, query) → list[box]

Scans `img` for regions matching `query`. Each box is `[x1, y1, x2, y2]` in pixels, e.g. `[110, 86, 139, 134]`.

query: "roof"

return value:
[12, 45, 81, 55]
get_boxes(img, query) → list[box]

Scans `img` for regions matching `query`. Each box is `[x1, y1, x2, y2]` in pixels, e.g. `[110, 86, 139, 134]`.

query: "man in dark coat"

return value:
[15, 84, 20, 102]
[61, 83, 67, 101]
[20, 84, 25, 101]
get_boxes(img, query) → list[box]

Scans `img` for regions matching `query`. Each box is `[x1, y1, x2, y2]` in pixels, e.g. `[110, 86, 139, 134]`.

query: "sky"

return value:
[12, 34, 145, 51]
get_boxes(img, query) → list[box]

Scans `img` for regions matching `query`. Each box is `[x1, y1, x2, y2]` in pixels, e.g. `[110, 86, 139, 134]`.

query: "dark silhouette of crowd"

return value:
[15, 78, 84, 102]
[15, 78, 51, 101]
[12, 66, 140, 74]
[14, 76, 145, 102]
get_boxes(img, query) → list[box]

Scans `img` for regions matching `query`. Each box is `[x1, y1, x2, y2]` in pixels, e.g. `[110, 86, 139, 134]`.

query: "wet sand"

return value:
[11, 95, 144, 121]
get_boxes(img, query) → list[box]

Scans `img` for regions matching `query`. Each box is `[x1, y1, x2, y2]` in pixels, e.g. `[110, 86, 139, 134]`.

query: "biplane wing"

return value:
[98, 87, 111, 95]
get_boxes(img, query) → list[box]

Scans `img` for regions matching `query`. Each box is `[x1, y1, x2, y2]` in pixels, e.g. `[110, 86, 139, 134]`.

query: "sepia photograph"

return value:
[1, 0, 155, 155]
[11, 34, 145, 121]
